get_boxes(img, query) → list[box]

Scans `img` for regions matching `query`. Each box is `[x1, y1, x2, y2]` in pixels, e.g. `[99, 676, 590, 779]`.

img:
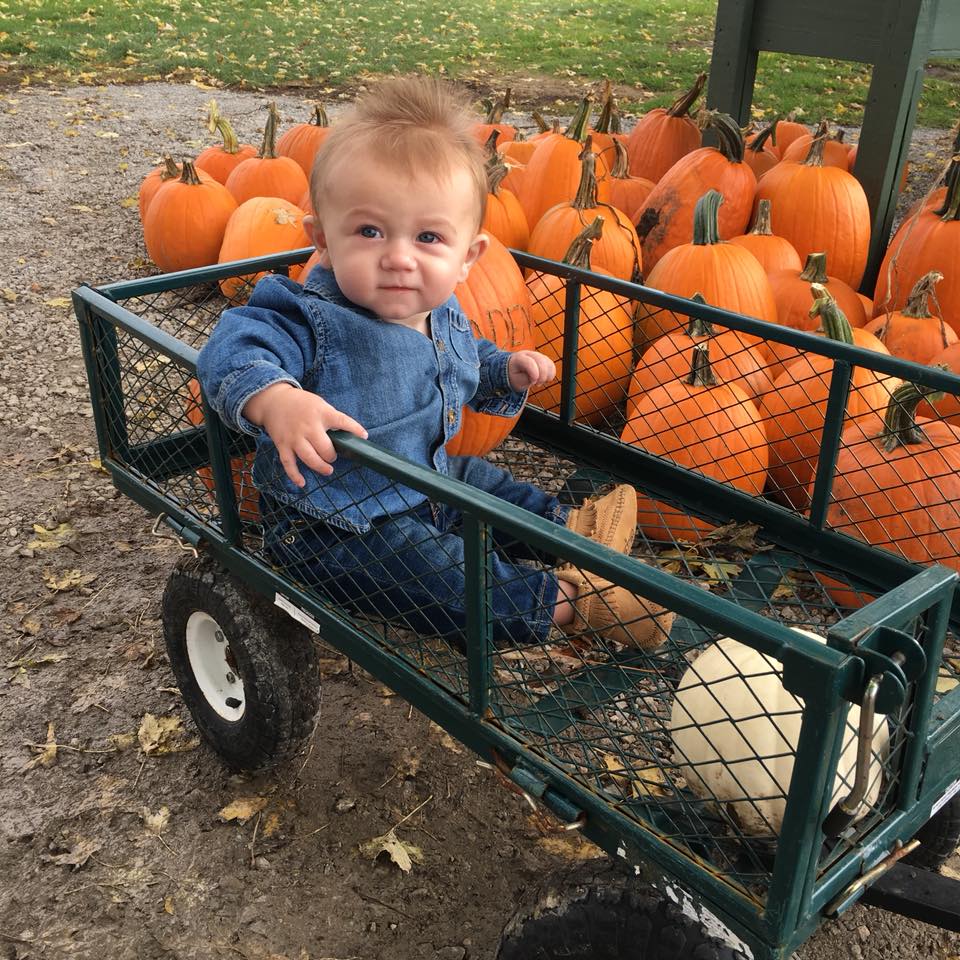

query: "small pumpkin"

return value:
[276, 103, 331, 179]
[195, 100, 257, 184]
[224, 102, 310, 207]
[743, 120, 780, 179]
[621, 342, 769, 543]
[670, 627, 889, 836]
[143, 160, 238, 273]
[864, 271, 956, 365]
[472, 89, 516, 148]
[481, 134, 530, 252]
[138, 156, 215, 224]
[607, 140, 656, 224]
[917, 341, 960, 424]
[727, 199, 802, 275]
[780, 124, 850, 169]
[624, 72, 705, 183]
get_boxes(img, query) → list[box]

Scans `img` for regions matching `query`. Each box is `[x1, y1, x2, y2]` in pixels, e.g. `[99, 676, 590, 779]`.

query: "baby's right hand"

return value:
[243, 383, 368, 488]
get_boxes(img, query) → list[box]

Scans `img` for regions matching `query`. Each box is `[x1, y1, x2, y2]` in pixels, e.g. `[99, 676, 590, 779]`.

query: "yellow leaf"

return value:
[28, 521, 76, 551]
[699, 561, 742, 585]
[95, 131, 119, 139]
[6, 652, 67, 669]
[43, 569, 98, 592]
[141, 805, 170, 834]
[217, 797, 268, 823]
[22, 721, 57, 771]
[70, 204, 94, 212]
[108, 732, 137, 751]
[44, 297, 73, 308]
[163, 896, 175, 915]
[137, 713, 198, 755]
[262, 812, 282, 837]
[936, 670, 958, 695]
[359, 828, 423, 872]
[120, 196, 137, 208]
[2, 288, 16, 302]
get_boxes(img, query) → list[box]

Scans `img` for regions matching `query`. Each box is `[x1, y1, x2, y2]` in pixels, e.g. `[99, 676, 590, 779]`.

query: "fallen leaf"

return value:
[2, 288, 17, 302]
[936, 669, 958, 695]
[22, 721, 57, 771]
[120, 196, 137, 208]
[43, 297, 73, 309]
[262, 812, 282, 837]
[536, 834, 604, 860]
[699, 560, 742, 585]
[137, 713, 198, 755]
[6, 652, 68, 669]
[217, 797, 268, 823]
[70, 204, 95, 212]
[141, 806, 170, 834]
[108, 732, 137, 751]
[43, 569, 98, 592]
[359, 828, 423, 873]
[163, 895, 175, 915]
[27, 521, 77, 551]
[40, 837, 101, 870]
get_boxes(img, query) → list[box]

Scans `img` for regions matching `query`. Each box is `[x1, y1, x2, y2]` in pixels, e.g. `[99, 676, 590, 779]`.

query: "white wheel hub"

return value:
[185, 611, 245, 721]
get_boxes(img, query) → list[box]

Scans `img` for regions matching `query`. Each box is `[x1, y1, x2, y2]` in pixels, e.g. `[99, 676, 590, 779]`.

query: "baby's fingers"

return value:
[278, 447, 307, 488]
[328, 409, 369, 440]
[295, 436, 337, 477]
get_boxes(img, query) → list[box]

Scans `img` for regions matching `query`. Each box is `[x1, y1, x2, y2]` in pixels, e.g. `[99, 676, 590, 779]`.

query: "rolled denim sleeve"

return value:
[196, 277, 317, 435]
[471, 337, 527, 417]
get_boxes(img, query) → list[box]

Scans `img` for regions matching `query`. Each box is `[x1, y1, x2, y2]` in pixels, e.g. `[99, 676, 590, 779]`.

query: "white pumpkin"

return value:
[668, 627, 890, 836]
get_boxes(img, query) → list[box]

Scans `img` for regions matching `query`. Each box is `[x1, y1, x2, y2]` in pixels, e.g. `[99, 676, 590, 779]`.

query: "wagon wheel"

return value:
[904, 795, 960, 872]
[161, 552, 321, 772]
[497, 858, 750, 960]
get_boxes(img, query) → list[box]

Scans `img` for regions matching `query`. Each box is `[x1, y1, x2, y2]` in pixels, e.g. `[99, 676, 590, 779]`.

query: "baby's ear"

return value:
[303, 215, 332, 268]
[460, 231, 490, 281]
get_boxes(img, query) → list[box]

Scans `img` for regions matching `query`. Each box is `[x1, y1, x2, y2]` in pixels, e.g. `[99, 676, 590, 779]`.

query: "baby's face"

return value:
[306, 156, 487, 329]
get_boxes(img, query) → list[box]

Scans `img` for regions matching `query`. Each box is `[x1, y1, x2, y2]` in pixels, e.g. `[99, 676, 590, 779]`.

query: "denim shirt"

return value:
[197, 266, 527, 533]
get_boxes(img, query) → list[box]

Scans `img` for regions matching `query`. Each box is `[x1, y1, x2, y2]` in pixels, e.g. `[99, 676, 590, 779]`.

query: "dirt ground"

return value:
[1, 81, 959, 960]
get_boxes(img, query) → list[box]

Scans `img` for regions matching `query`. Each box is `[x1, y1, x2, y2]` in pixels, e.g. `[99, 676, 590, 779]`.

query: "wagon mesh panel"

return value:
[84, 262, 960, 913]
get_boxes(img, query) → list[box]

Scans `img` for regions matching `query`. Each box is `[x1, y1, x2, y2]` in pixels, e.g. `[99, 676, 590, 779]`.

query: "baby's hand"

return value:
[507, 350, 556, 391]
[243, 383, 368, 488]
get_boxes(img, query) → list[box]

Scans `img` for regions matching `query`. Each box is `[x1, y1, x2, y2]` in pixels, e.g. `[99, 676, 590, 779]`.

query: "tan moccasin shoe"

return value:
[565, 484, 637, 555]
[558, 568, 674, 650]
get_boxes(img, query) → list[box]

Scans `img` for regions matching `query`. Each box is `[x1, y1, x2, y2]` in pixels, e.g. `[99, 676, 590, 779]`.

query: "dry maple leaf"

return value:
[217, 797, 268, 823]
[40, 837, 102, 870]
[22, 721, 58, 772]
[359, 828, 423, 873]
[137, 713, 198, 755]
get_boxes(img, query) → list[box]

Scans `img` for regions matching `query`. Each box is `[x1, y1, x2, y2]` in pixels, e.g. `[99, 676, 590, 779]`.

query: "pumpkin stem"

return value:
[880, 381, 943, 452]
[692, 190, 724, 246]
[204, 99, 240, 154]
[748, 119, 778, 154]
[686, 342, 717, 387]
[748, 198, 774, 236]
[564, 98, 593, 143]
[484, 89, 511, 123]
[178, 159, 203, 186]
[802, 121, 830, 167]
[808, 283, 854, 344]
[486, 158, 509, 195]
[684, 293, 715, 338]
[698, 110, 746, 162]
[562, 216, 604, 269]
[667, 72, 707, 118]
[611, 139, 631, 179]
[483, 129, 501, 158]
[902, 271, 944, 318]
[160, 155, 180, 181]
[572, 138, 600, 210]
[308, 103, 329, 127]
[531, 111, 551, 133]
[258, 102, 281, 160]
[939, 154, 960, 221]
[799, 252, 830, 283]
[594, 81, 622, 134]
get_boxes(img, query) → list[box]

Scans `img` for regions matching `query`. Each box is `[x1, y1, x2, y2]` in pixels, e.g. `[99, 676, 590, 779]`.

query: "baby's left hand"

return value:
[507, 350, 556, 391]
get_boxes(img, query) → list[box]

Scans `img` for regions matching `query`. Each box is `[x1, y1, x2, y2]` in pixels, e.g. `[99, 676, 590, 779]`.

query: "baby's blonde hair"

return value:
[311, 76, 488, 227]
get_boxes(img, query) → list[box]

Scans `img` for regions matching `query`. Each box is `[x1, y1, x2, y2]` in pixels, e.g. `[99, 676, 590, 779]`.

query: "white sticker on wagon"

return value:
[274, 593, 320, 634]
[931, 778, 960, 818]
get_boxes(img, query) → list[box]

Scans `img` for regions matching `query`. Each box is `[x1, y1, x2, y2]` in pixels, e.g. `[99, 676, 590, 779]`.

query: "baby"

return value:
[198, 76, 672, 652]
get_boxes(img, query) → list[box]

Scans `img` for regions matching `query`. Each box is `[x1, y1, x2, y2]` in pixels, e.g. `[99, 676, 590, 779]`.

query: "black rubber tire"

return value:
[904, 794, 960, 872]
[497, 859, 749, 960]
[161, 553, 320, 772]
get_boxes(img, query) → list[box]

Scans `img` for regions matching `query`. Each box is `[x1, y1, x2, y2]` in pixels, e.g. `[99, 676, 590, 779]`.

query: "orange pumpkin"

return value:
[446, 236, 535, 456]
[482, 158, 529, 252]
[621, 342, 769, 543]
[139, 156, 214, 224]
[607, 140, 656, 224]
[528, 218, 635, 427]
[637, 111, 757, 275]
[195, 100, 257, 184]
[276, 103, 331, 179]
[864, 271, 956, 365]
[627, 294, 773, 415]
[754, 122, 871, 289]
[759, 288, 898, 511]
[624, 72, 705, 183]
[218, 197, 309, 301]
[638, 190, 777, 350]
[518, 98, 612, 232]
[873, 157, 960, 334]
[824, 379, 960, 573]
[589, 80, 629, 173]
[727, 199, 802, 274]
[143, 161, 238, 273]
[764, 252, 868, 379]
[770, 116, 810, 159]
[743, 121, 779, 179]
[917, 340, 960, 424]
[528, 140, 642, 281]
[225, 102, 309, 207]
[780, 126, 851, 169]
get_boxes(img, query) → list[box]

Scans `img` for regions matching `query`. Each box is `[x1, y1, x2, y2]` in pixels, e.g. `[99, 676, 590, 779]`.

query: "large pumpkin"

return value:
[446, 236, 535, 457]
[759, 288, 898, 511]
[143, 161, 238, 273]
[624, 72, 705, 183]
[621, 343, 769, 543]
[670, 627, 889, 836]
[637, 111, 757, 275]
[528, 218, 634, 427]
[225, 102, 309, 207]
[276, 103, 331, 179]
[754, 123, 871, 289]
[217, 197, 309, 301]
[638, 190, 778, 351]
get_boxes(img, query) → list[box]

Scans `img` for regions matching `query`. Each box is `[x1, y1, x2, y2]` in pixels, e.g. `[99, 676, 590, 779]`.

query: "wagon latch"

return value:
[151, 513, 201, 558]
[488, 750, 586, 831]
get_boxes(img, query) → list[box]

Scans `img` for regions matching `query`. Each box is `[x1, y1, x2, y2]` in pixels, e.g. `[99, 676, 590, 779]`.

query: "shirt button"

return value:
[448, 408, 456, 425]
[437, 339, 445, 351]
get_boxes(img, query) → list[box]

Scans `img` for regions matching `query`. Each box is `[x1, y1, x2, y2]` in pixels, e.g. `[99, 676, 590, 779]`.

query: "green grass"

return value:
[0, 0, 957, 127]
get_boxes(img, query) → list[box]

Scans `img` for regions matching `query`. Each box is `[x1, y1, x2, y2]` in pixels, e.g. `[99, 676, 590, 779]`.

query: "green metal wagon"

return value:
[73, 248, 960, 960]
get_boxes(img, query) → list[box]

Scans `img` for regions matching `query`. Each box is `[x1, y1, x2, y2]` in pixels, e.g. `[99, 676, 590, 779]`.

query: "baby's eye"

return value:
[358, 225, 381, 239]
[417, 231, 442, 244]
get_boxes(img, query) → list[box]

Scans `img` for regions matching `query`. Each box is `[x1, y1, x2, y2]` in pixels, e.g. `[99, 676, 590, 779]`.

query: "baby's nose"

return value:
[381, 241, 417, 271]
